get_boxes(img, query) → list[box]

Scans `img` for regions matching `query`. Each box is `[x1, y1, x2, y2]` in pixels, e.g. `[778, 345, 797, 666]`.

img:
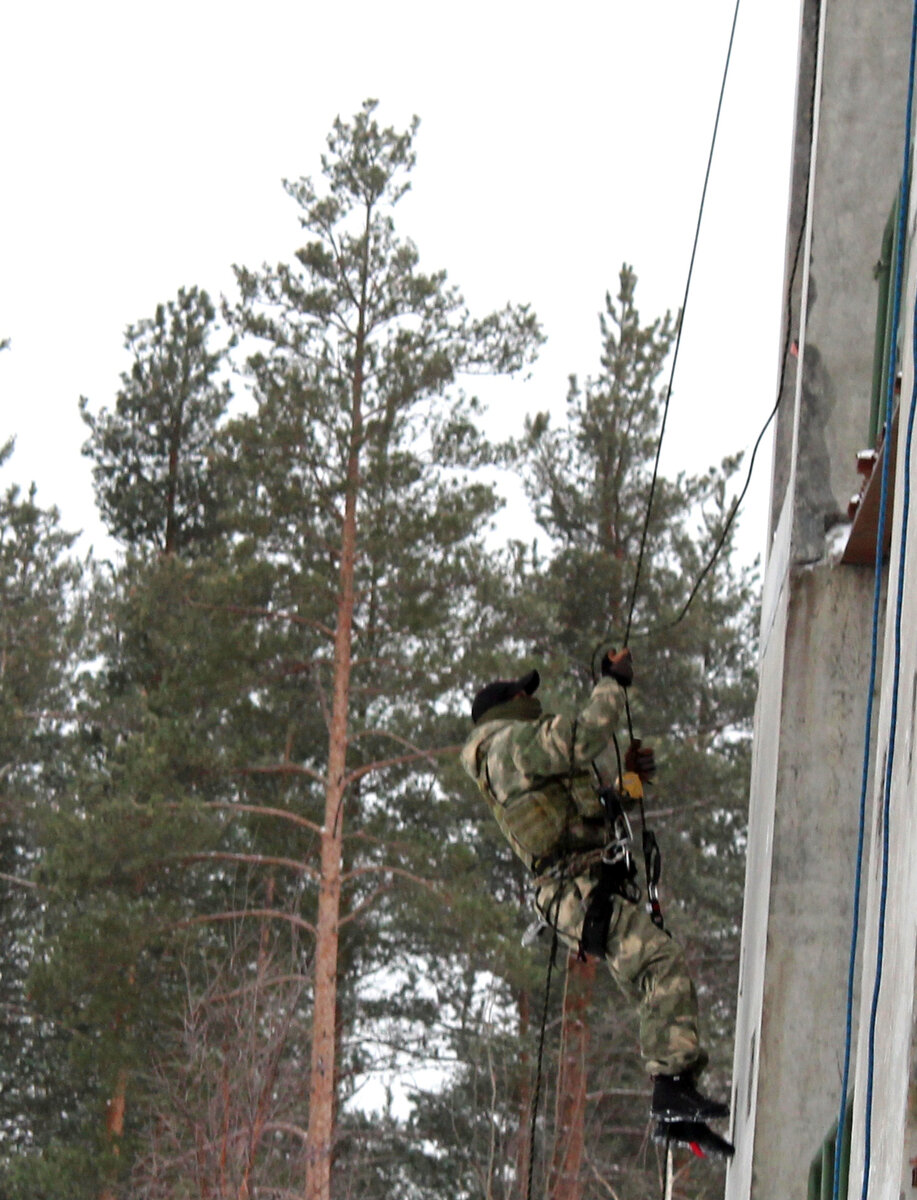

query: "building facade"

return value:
[727, 0, 917, 1197]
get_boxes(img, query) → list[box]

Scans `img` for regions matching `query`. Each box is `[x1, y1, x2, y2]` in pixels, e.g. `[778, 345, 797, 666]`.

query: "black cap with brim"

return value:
[471, 669, 540, 725]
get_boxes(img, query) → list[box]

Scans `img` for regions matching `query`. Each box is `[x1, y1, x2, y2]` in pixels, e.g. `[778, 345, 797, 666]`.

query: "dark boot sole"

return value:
[652, 1100, 729, 1123]
[653, 1119, 735, 1160]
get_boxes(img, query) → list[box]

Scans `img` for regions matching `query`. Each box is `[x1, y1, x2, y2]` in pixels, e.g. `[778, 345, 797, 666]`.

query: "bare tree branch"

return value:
[586, 1154, 625, 1200]
[261, 1121, 310, 1145]
[342, 743, 459, 787]
[0, 871, 38, 890]
[206, 974, 312, 1007]
[233, 761, 325, 785]
[167, 909, 316, 937]
[341, 863, 441, 896]
[338, 885, 392, 928]
[183, 596, 336, 640]
[171, 851, 320, 881]
[197, 800, 324, 837]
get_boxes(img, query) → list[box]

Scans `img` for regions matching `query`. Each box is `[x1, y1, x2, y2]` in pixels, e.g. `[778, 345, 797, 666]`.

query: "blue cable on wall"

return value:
[861, 171, 917, 1200]
[833, 5, 917, 1197]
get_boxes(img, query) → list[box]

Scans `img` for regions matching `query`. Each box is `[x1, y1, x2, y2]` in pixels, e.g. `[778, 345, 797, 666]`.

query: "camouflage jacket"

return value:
[460, 677, 623, 872]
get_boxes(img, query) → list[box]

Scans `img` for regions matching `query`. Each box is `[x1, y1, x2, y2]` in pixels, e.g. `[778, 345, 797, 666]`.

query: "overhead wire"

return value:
[527, 4, 747, 1194]
[623, 0, 742, 645]
[638, 0, 825, 638]
[624, 0, 822, 645]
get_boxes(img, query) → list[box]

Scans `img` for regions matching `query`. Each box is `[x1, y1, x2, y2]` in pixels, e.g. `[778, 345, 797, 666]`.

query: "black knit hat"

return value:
[471, 669, 540, 725]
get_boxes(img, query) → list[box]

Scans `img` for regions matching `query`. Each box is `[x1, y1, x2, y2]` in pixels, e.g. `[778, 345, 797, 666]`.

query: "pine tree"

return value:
[401, 266, 757, 1200]
[6, 143, 755, 1200]
[224, 99, 540, 1200]
[79, 285, 232, 556]
[17, 103, 541, 1199]
[15, 290, 238, 1196]
[0, 442, 82, 1177]
[520, 266, 755, 1199]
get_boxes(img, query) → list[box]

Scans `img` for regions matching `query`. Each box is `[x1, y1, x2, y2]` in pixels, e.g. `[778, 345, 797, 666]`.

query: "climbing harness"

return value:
[523, 699, 669, 1200]
[579, 779, 640, 958]
[618, 699, 668, 935]
[526, 727, 663, 959]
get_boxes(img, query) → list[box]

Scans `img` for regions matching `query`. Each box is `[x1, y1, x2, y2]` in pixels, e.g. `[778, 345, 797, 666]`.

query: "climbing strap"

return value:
[643, 827, 665, 931]
[619, 703, 668, 933]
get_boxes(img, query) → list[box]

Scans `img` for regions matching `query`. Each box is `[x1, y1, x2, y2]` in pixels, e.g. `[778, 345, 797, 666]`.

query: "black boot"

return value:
[652, 1119, 735, 1160]
[651, 1073, 729, 1123]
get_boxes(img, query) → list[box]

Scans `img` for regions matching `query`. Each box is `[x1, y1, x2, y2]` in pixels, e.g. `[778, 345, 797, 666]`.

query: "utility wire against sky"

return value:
[626, 18, 816, 647]
[0, 1, 798, 587]
[623, 0, 742, 646]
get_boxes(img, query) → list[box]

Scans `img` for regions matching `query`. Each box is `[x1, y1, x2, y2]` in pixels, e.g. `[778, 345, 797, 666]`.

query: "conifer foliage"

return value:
[0, 119, 756, 1200]
[420, 266, 756, 1200]
[3, 103, 542, 1200]
[224, 98, 540, 1200]
[381, 266, 756, 1200]
[79, 286, 232, 556]
[0, 442, 83, 1180]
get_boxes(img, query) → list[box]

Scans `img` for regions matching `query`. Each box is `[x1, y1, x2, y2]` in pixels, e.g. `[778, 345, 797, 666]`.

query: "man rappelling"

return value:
[461, 649, 734, 1159]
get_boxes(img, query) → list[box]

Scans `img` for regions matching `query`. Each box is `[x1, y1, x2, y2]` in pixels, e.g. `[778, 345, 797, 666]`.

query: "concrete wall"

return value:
[727, 0, 914, 1196]
[727, 561, 874, 1200]
[795, 0, 911, 559]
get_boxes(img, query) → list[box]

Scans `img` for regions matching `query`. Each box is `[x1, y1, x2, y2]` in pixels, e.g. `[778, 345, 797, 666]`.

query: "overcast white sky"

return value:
[1, 0, 802, 570]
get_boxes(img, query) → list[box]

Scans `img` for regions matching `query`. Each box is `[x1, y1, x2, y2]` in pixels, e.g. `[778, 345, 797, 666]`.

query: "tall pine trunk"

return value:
[547, 955, 595, 1200]
[100, 1068, 128, 1200]
[304, 259, 368, 1200]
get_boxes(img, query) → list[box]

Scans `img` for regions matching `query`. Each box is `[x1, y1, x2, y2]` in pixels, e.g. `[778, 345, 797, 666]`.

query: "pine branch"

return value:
[340, 862, 441, 895]
[167, 909, 316, 937]
[183, 596, 336, 640]
[338, 885, 392, 928]
[233, 761, 325, 785]
[342, 743, 459, 787]
[170, 851, 320, 881]
[0, 871, 39, 890]
[184, 800, 324, 837]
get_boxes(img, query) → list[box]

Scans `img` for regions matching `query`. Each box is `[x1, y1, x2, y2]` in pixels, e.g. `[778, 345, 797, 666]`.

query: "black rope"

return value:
[523, 6, 778, 1190]
[622, 690, 666, 932]
[526, 921, 559, 1200]
[632, 0, 821, 642]
[526, 727, 581, 1200]
[623, 0, 742, 646]
[523, 873, 566, 1200]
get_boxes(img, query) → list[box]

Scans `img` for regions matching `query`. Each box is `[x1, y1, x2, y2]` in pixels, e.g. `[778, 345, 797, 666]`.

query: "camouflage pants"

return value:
[534, 872, 705, 1077]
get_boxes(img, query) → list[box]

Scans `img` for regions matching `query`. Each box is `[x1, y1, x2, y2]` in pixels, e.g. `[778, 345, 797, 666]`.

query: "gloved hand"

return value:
[625, 738, 656, 783]
[601, 647, 633, 687]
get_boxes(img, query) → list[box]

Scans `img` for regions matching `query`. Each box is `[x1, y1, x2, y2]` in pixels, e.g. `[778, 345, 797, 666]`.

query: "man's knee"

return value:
[606, 901, 694, 998]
